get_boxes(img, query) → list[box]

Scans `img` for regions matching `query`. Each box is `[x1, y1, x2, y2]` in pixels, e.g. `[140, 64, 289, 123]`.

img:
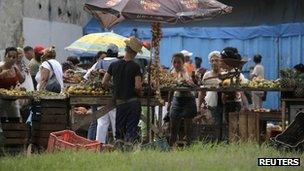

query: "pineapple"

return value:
[279, 69, 296, 88]
[294, 87, 304, 97]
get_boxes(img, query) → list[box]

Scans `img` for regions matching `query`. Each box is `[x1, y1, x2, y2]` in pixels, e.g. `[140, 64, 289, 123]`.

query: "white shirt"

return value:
[35, 59, 64, 91]
[252, 64, 264, 79]
[83, 57, 118, 80]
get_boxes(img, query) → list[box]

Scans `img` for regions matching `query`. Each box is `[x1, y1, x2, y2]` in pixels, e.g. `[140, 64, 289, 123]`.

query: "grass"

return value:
[0, 142, 303, 171]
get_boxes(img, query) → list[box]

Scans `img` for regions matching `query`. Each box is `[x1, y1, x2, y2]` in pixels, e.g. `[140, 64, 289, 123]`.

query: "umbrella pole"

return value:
[146, 47, 152, 143]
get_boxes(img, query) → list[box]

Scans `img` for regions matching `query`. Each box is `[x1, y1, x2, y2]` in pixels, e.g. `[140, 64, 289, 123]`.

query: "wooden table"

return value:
[69, 95, 165, 139]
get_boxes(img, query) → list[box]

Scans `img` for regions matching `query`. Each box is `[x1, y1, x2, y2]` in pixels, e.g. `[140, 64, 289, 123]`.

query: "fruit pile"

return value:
[241, 78, 280, 89]
[144, 65, 176, 89]
[66, 85, 109, 96]
[0, 88, 27, 97]
[63, 69, 84, 84]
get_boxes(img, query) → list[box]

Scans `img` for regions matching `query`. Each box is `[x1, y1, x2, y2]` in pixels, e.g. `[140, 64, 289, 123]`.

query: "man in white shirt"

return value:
[250, 54, 265, 109]
[86, 44, 119, 143]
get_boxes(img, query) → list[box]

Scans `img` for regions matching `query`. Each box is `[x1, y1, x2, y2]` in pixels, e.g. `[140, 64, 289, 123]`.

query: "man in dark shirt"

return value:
[102, 37, 143, 145]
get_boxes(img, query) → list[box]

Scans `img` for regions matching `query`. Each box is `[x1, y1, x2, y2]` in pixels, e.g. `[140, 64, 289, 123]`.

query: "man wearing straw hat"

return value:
[102, 37, 143, 148]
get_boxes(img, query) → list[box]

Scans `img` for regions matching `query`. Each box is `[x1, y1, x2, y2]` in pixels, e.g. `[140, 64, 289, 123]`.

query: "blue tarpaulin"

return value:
[83, 0, 304, 108]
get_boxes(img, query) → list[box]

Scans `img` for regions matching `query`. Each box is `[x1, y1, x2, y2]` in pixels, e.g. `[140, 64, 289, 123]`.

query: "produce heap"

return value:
[144, 64, 175, 89]
[240, 78, 280, 89]
[0, 88, 63, 98]
[66, 71, 109, 96]
[63, 69, 84, 84]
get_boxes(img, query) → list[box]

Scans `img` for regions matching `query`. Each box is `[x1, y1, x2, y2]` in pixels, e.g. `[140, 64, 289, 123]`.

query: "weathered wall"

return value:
[0, 0, 23, 50]
[0, 0, 90, 54]
[23, 0, 90, 26]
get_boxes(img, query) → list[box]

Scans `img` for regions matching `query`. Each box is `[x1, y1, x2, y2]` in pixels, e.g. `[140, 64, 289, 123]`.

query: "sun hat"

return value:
[125, 36, 143, 53]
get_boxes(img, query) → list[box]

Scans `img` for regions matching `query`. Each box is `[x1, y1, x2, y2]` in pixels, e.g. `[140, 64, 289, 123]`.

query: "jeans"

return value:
[87, 106, 98, 140]
[116, 100, 141, 143]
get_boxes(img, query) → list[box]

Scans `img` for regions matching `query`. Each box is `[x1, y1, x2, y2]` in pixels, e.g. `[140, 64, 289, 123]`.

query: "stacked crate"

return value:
[32, 99, 69, 149]
[2, 122, 29, 152]
[229, 111, 281, 143]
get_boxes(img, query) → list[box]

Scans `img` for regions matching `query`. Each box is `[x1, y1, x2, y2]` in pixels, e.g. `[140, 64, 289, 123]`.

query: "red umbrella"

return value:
[84, 0, 232, 29]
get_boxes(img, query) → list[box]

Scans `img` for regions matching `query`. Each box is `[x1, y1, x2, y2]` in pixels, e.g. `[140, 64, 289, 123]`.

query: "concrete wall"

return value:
[23, 0, 90, 26]
[23, 17, 82, 63]
[0, 0, 23, 50]
[0, 0, 90, 58]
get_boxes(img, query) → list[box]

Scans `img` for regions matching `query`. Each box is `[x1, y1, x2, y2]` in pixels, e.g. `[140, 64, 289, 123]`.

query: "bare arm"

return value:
[135, 75, 142, 90]
[197, 91, 203, 113]
[38, 67, 50, 91]
[15, 67, 25, 83]
[135, 75, 142, 97]
[0, 68, 11, 79]
[102, 72, 111, 89]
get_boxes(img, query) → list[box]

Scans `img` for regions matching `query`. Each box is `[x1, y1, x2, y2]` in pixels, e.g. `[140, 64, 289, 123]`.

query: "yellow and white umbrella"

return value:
[65, 32, 150, 59]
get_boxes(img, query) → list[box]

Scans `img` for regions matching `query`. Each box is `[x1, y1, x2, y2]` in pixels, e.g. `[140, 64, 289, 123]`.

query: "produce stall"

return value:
[0, 82, 297, 150]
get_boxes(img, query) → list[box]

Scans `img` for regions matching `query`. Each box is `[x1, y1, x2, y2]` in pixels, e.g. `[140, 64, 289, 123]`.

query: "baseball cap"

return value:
[107, 43, 119, 53]
[34, 45, 45, 55]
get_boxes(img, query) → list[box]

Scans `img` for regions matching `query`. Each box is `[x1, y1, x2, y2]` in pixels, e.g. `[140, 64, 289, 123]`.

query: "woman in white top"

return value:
[35, 47, 63, 92]
[198, 51, 223, 124]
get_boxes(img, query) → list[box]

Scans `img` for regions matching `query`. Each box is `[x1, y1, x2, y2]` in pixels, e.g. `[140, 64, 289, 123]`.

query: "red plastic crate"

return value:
[47, 130, 101, 152]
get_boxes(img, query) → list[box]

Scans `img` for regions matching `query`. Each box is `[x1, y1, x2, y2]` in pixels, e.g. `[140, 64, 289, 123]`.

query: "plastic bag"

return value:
[20, 73, 34, 91]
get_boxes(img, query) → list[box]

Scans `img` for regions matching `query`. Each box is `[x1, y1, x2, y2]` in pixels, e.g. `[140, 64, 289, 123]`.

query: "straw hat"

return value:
[125, 36, 143, 53]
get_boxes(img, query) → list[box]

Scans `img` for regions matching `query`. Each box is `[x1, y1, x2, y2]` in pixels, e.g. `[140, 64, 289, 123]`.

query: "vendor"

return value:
[250, 54, 265, 109]
[220, 47, 249, 123]
[0, 47, 25, 89]
[102, 37, 143, 148]
[198, 51, 223, 124]
[169, 53, 197, 146]
[0, 47, 25, 118]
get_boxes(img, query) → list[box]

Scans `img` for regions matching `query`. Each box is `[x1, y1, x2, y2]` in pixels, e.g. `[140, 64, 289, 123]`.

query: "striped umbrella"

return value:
[65, 32, 150, 59]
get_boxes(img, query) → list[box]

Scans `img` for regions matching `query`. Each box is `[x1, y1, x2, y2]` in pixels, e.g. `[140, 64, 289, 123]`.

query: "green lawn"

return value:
[1, 143, 303, 171]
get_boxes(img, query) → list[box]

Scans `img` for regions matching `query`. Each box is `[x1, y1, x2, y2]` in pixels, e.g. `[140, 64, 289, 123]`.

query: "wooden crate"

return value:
[31, 100, 69, 149]
[229, 111, 281, 143]
[2, 122, 29, 146]
[40, 99, 69, 108]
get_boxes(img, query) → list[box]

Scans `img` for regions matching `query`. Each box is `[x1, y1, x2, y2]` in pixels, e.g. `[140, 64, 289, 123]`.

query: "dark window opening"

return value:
[38, 3, 42, 9]
[58, 8, 62, 16]
[67, 11, 71, 18]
